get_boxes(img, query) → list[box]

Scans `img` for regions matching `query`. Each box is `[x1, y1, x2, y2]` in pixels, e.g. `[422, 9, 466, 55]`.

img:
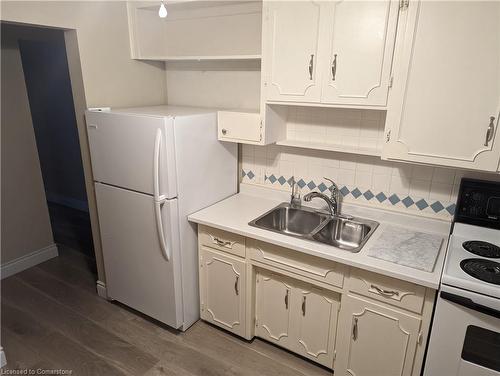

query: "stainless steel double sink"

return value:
[249, 202, 379, 253]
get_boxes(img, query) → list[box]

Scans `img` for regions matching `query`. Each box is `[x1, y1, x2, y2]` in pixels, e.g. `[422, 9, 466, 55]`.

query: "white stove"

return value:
[424, 179, 500, 376]
[442, 223, 500, 300]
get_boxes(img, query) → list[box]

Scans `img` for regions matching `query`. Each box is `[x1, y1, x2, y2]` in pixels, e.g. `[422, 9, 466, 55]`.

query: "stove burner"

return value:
[460, 258, 500, 285]
[462, 241, 500, 258]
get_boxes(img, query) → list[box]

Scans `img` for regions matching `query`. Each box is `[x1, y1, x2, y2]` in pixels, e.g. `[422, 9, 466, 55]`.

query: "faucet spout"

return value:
[303, 192, 337, 216]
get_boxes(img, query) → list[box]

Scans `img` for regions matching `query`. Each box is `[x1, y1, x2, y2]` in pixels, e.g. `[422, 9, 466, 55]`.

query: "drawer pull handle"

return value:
[210, 236, 233, 249]
[352, 317, 358, 340]
[284, 290, 289, 310]
[234, 276, 239, 296]
[371, 284, 399, 297]
[302, 296, 307, 316]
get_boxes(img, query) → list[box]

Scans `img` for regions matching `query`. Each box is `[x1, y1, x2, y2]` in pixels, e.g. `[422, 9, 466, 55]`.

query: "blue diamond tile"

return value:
[287, 177, 294, 187]
[446, 203, 456, 215]
[388, 194, 400, 205]
[278, 176, 286, 185]
[415, 199, 429, 210]
[430, 201, 445, 213]
[307, 181, 316, 190]
[247, 171, 255, 180]
[376, 192, 387, 202]
[351, 188, 362, 198]
[242, 169, 246, 178]
[297, 179, 306, 189]
[318, 182, 328, 192]
[268, 174, 276, 183]
[402, 196, 414, 208]
[340, 186, 350, 197]
[363, 190, 374, 200]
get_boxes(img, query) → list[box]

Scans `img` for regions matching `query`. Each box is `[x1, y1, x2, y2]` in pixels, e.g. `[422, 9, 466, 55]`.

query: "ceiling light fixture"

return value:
[159, 1, 167, 18]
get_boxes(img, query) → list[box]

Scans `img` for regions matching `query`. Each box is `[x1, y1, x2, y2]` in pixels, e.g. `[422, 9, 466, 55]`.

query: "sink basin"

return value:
[250, 203, 330, 236]
[249, 203, 379, 252]
[312, 216, 378, 252]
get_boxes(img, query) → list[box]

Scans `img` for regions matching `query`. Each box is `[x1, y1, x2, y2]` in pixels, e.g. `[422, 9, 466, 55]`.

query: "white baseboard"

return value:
[0, 346, 6, 368]
[96, 280, 109, 299]
[1, 244, 59, 280]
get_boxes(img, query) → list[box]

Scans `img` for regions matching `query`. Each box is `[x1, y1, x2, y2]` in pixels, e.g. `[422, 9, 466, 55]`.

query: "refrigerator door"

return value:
[86, 110, 177, 198]
[95, 182, 183, 328]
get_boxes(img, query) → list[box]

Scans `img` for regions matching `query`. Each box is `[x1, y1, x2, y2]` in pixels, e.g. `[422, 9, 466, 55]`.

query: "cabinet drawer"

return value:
[199, 225, 246, 258]
[248, 239, 345, 289]
[347, 269, 426, 314]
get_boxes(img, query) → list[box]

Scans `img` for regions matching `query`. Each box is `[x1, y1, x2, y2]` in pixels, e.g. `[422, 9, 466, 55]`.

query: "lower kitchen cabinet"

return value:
[197, 226, 434, 374]
[199, 247, 246, 337]
[255, 270, 340, 368]
[334, 294, 422, 376]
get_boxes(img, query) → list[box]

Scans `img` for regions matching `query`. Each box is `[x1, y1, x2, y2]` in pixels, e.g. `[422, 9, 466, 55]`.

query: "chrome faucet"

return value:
[303, 177, 340, 216]
[289, 176, 301, 207]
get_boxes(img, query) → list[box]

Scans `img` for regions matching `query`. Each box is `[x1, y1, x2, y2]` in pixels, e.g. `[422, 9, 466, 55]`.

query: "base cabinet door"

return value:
[255, 271, 340, 369]
[335, 294, 421, 376]
[255, 272, 294, 348]
[199, 247, 246, 337]
[292, 284, 340, 368]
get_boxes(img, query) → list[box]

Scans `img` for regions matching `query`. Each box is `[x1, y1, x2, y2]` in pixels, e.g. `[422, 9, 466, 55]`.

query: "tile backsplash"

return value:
[286, 106, 387, 151]
[241, 144, 461, 219]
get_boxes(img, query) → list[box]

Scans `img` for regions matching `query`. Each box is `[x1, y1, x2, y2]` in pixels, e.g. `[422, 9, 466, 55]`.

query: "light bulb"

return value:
[159, 2, 167, 18]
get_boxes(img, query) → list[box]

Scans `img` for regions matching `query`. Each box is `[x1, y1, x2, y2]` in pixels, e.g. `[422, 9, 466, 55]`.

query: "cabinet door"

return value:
[383, 1, 500, 171]
[335, 294, 421, 376]
[199, 247, 246, 337]
[255, 272, 294, 348]
[292, 285, 340, 368]
[264, 1, 325, 103]
[321, 0, 400, 106]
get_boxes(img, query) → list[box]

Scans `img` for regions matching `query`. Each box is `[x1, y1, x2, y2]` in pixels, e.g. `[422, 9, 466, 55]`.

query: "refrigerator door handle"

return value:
[153, 128, 170, 261]
[154, 199, 170, 261]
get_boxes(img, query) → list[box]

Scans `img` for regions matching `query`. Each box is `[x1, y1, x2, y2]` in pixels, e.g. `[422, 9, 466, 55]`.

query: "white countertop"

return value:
[188, 184, 452, 289]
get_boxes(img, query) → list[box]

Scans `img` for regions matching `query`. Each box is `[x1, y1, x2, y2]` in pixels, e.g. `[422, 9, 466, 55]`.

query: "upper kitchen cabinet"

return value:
[262, 0, 400, 108]
[320, 0, 399, 106]
[383, 0, 500, 171]
[127, 1, 262, 61]
[263, 1, 325, 103]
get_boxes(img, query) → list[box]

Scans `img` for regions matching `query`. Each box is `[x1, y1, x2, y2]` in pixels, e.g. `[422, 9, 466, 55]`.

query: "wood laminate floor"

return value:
[1, 246, 332, 376]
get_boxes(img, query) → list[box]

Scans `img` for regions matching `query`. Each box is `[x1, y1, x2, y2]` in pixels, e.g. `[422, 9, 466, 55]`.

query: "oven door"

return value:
[424, 284, 500, 376]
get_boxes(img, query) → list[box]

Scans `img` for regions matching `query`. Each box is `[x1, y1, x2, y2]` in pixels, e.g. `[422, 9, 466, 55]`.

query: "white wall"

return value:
[1, 26, 55, 264]
[1, 1, 167, 107]
[165, 61, 260, 110]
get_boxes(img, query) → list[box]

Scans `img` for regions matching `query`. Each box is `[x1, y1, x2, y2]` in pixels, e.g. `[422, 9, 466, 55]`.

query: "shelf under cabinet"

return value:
[137, 54, 262, 62]
[275, 139, 382, 157]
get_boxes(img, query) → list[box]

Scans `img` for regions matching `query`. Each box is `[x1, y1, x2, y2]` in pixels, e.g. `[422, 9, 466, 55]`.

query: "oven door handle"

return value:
[441, 291, 500, 319]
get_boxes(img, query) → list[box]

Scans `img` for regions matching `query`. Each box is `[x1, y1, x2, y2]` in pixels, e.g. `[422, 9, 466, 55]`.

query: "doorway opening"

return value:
[2, 23, 96, 265]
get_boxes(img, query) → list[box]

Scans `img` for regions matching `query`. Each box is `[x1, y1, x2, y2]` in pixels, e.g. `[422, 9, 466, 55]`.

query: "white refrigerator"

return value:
[85, 106, 237, 330]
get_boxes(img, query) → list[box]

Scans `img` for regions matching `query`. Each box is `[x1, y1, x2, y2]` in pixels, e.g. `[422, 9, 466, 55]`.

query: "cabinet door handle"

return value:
[308, 54, 314, 80]
[371, 284, 399, 297]
[284, 290, 289, 310]
[234, 275, 239, 296]
[221, 128, 227, 136]
[484, 116, 496, 146]
[352, 317, 358, 341]
[331, 54, 337, 81]
[301, 296, 306, 316]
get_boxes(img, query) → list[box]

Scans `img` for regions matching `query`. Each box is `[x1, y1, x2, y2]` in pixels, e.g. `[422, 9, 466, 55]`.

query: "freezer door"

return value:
[86, 111, 177, 198]
[95, 182, 183, 328]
